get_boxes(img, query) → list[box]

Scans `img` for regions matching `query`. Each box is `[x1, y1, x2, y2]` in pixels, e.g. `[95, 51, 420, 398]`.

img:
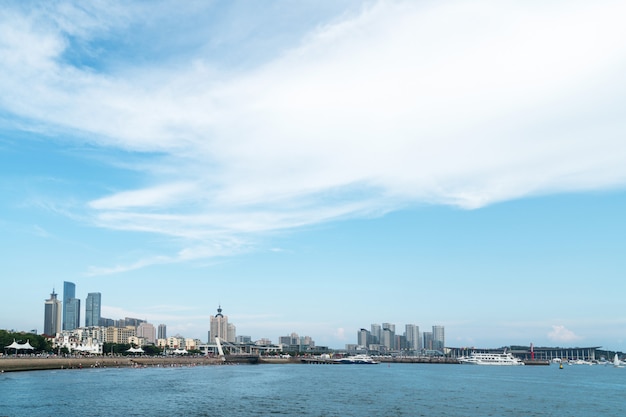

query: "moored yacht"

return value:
[458, 351, 524, 366]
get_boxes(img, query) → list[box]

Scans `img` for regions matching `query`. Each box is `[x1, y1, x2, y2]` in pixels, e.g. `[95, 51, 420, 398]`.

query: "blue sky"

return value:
[2, 0, 626, 350]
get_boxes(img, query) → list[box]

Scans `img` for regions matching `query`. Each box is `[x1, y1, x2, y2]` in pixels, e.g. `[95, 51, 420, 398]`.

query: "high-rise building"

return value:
[357, 328, 370, 347]
[370, 324, 381, 345]
[123, 317, 145, 328]
[382, 323, 396, 350]
[423, 331, 433, 350]
[236, 335, 252, 344]
[432, 325, 445, 352]
[381, 328, 394, 350]
[100, 317, 114, 327]
[210, 306, 229, 342]
[227, 323, 236, 343]
[158, 324, 167, 340]
[85, 292, 101, 327]
[104, 326, 136, 344]
[62, 281, 80, 330]
[43, 289, 62, 336]
[405, 324, 421, 351]
[137, 322, 156, 344]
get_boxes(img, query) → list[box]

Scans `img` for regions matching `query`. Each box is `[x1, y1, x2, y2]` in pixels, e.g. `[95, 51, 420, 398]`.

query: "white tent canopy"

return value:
[126, 347, 144, 353]
[4, 339, 35, 353]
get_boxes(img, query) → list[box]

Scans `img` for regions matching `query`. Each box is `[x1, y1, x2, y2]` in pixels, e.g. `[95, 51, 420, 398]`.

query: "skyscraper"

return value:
[43, 289, 62, 336]
[210, 305, 229, 342]
[158, 324, 167, 340]
[423, 331, 433, 350]
[432, 325, 445, 352]
[382, 322, 396, 350]
[405, 324, 421, 351]
[227, 323, 237, 343]
[370, 323, 381, 345]
[357, 328, 370, 347]
[62, 281, 80, 330]
[85, 292, 101, 327]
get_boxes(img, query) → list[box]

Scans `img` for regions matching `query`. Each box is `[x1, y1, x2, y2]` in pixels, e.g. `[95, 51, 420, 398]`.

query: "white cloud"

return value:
[547, 325, 582, 343]
[335, 327, 347, 341]
[89, 182, 199, 210]
[4, 1, 626, 271]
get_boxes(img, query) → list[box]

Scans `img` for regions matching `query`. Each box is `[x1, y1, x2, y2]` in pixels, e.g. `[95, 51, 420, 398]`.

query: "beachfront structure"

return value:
[103, 326, 137, 344]
[55, 332, 103, 354]
[43, 289, 62, 336]
[85, 292, 101, 328]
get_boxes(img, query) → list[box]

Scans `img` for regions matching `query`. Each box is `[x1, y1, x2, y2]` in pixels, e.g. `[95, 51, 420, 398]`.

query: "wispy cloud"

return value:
[4, 1, 626, 273]
[31, 224, 50, 238]
[85, 241, 245, 276]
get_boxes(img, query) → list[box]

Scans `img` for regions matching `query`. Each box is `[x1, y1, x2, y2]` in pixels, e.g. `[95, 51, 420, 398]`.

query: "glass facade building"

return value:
[158, 324, 167, 340]
[432, 325, 445, 352]
[62, 281, 80, 330]
[85, 292, 101, 327]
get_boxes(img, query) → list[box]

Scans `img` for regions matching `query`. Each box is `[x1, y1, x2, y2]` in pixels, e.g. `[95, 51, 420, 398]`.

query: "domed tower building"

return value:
[210, 305, 236, 343]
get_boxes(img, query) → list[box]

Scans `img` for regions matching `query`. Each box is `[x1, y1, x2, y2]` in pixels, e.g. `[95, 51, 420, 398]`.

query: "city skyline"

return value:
[38, 287, 450, 351]
[2, 1, 626, 350]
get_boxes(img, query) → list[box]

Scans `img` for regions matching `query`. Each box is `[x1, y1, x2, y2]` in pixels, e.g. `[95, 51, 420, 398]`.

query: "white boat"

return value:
[335, 354, 379, 364]
[458, 351, 524, 366]
[614, 354, 624, 368]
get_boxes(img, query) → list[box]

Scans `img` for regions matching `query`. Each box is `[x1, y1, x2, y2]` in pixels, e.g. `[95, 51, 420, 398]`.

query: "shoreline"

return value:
[0, 356, 225, 372]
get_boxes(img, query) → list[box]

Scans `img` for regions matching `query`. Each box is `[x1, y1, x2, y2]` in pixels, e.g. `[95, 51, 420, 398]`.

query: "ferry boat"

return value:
[335, 354, 379, 364]
[458, 351, 524, 366]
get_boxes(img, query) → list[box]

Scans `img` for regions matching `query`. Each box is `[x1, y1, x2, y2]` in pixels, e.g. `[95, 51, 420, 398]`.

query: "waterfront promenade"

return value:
[0, 355, 550, 372]
[0, 356, 224, 372]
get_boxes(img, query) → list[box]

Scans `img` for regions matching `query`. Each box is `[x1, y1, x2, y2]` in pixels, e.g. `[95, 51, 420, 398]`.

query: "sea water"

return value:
[1, 363, 624, 416]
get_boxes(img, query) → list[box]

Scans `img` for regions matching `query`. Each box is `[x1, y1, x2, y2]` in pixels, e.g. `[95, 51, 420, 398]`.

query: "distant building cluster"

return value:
[42, 283, 323, 355]
[347, 323, 445, 356]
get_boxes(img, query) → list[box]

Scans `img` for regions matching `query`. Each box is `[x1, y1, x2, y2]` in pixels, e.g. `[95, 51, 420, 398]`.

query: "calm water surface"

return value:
[1, 363, 625, 416]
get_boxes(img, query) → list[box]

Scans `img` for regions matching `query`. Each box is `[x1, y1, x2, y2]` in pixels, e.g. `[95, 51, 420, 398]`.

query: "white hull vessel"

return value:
[335, 354, 379, 364]
[458, 351, 524, 366]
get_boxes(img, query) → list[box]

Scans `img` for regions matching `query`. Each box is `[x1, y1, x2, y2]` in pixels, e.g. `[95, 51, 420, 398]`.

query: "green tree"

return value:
[142, 345, 161, 356]
[0, 330, 52, 353]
